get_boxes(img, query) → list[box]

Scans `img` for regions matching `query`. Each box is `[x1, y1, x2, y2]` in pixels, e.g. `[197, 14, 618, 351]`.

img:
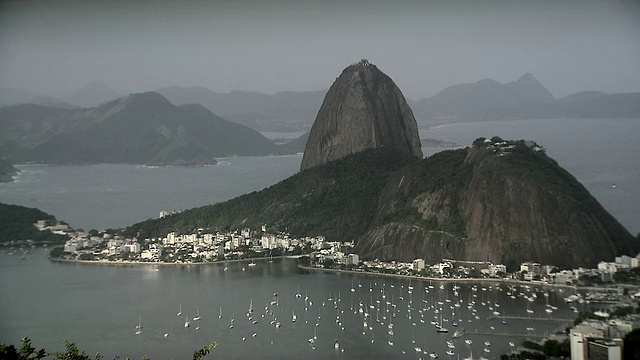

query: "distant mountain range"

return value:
[125, 62, 640, 269]
[157, 86, 326, 132]
[411, 75, 640, 122]
[0, 81, 122, 109]
[2, 76, 638, 133]
[0, 87, 77, 109]
[411, 73, 555, 121]
[0, 92, 293, 166]
[157, 76, 640, 129]
[62, 81, 123, 108]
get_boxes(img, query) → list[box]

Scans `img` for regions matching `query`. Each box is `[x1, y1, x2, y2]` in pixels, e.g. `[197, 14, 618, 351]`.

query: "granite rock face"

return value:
[354, 144, 638, 269]
[300, 60, 422, 170]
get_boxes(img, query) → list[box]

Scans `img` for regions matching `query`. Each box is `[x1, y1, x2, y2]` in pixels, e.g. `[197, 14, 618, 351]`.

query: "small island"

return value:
[0, 202, 70, 247]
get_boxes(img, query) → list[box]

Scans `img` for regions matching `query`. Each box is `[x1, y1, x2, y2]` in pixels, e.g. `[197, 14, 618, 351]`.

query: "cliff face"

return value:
[355, 142, 638, 269]
[300, 60, 422, 170]
[129, 140, 639, 270]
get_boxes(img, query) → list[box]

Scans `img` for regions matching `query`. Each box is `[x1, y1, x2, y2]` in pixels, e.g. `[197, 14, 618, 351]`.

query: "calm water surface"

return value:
[0, 252, 580, 359]
[0, 155, 303, 230]
[0, 118, 638, 358]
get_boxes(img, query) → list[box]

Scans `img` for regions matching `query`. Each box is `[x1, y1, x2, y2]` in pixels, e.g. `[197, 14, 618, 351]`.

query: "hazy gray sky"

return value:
[1, 0, 639, 100]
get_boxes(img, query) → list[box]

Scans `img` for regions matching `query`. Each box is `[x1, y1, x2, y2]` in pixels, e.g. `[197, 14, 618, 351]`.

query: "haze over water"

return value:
[0, 118, 638, 235]
[0, 117, 637, 358]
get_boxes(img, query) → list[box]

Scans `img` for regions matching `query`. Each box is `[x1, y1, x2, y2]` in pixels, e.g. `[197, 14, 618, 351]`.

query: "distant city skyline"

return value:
[1, 0, 639, 100]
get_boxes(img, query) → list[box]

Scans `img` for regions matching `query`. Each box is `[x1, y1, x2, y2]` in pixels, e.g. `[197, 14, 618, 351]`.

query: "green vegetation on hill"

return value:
[125, 140, 639, 268]
[377, 148, 470, 237]
[125, 148, 417, 239]
[0, 203, 68, 243]
[0, 92, 292, 166]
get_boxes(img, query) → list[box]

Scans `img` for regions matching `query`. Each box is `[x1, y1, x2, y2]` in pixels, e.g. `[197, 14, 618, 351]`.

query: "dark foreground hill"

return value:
[0, 92, 289, 165]
[126, 141, 638, 269]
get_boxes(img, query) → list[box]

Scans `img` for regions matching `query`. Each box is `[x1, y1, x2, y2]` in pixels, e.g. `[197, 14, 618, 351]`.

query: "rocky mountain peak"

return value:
[517, 72, 536, 83]
[119, 92, 176, 113]
[300, 60, 422, 170]
[513, 73, 555, 103]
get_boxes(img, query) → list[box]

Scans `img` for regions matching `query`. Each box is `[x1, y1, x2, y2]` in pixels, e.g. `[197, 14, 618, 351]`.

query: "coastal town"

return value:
[22, 222, 632, 359]
[52, 222, 640, 289]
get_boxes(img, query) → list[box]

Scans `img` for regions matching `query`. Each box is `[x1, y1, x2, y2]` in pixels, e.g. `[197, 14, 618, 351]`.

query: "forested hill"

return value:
[0, 92, 290, 166]
[0, 203, 69, 243]
[125, 148, 417, 241]
[125, 141, 639, 269]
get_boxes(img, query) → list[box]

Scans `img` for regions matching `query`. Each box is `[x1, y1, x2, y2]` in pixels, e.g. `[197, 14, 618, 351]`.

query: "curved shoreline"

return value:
[49, 255, 302, 267]
[46, 257, 623, 292]
[297, 265, 595, 291]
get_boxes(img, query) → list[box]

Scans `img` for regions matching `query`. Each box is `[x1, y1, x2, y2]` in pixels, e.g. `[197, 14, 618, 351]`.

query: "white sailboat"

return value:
[308, 327, 317, 344]
[176, 304, 182, 316]
[292, 310, 297, 322]
[184, 315, 190, 328]
[193, 306, 201, 321]
[436, 313, 449, 333]
[135, 315, 142, 335]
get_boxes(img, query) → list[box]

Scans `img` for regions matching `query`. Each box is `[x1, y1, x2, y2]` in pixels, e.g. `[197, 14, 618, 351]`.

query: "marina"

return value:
[1, 118, 638, 358]
[0, 250, 581, 359]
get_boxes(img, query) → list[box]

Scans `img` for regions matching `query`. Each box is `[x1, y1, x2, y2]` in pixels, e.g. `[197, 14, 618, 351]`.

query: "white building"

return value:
[412, 259, 425, 271]
[520, 262, 541, 275]
[203, 233, 213, 245]
[347, 254, 360, 266]
[553, 270, 577, 285]
[165, 232, 176, 245]
[585, 338, 623, 360]
[183, 234, 197, 244]
[482, 263, 507, 277]
[432, 262, 453, 274]
[570, 323, 606, 360]
[64, 241, 78, 253]
[615, 255, 640, 268]
[598, 261, 618, 274]
[122, 242, 140, 253]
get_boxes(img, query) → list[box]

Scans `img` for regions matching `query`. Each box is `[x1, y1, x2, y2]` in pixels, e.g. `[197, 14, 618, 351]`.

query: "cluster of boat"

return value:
[130, 267, 571, 358]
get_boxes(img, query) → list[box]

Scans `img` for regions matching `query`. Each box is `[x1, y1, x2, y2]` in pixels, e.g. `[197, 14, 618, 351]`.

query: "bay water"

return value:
[0, 118, 638, 358]
[1, 252, 579, 359]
